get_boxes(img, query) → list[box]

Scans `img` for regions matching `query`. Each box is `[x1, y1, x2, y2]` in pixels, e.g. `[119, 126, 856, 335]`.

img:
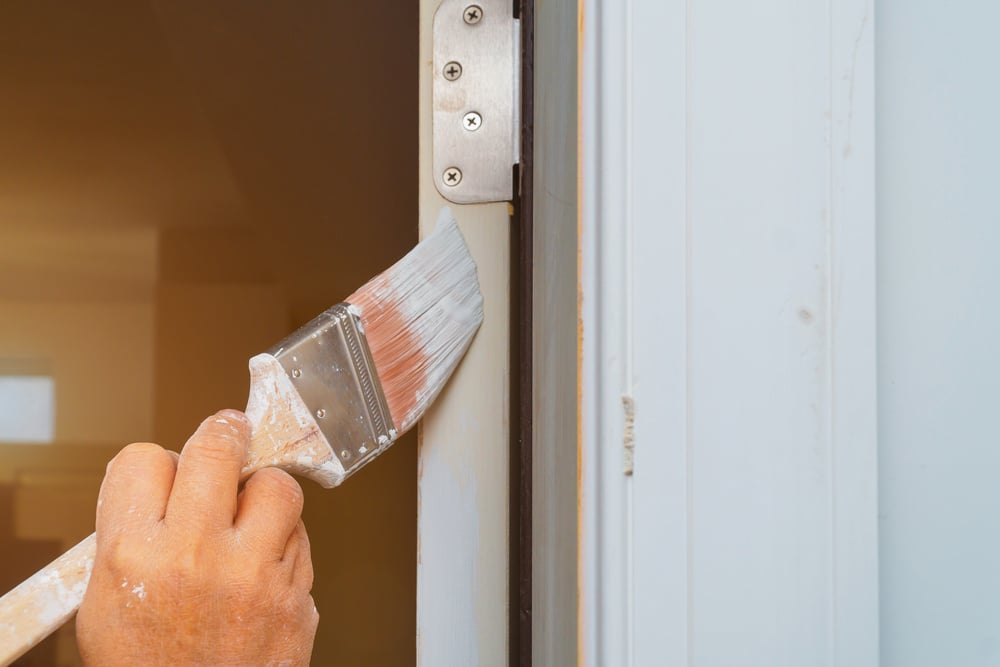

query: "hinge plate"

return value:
[433, 0, 520, 204]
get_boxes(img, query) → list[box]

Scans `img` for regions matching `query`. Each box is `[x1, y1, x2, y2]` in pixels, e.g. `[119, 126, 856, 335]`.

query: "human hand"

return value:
[77, 409, 318, 666]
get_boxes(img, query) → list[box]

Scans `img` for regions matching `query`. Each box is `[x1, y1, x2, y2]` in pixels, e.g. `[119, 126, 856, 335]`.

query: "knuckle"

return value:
[302, 594, 320, 632]
[110, 442, 166, 469]
[278, 588, 306, 617]
[295, 520, 311, 548]
[99, 534, 144, 574]
[188, 432, 244, 464]
[162, 542, 213, 586]
[254, 469, 304, 508]
[104, 442, 169, 476]
[299, 560, 315, 592]
[202, 411, 251, 442]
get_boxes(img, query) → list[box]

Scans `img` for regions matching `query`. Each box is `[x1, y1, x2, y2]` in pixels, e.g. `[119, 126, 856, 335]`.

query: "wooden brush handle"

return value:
[0, 355, 338, 666]
[0, 533, 96, 665]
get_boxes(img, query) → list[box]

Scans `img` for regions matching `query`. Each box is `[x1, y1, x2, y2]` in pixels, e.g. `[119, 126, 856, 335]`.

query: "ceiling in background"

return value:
[0, 1, 248, 233]
[0, 1, 246, 300]
[0, 0, 418, 320]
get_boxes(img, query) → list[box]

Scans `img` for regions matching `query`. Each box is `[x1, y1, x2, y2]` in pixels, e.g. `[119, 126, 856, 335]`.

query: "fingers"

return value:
[283, 520, 315, 589]
[97, 443, 178, 538]
[166, 409, 250, 531]
[234, 468, 304, 559]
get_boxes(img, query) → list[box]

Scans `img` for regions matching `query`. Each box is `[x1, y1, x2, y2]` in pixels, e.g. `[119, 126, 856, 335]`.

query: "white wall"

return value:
[877, 3, 1000, 665]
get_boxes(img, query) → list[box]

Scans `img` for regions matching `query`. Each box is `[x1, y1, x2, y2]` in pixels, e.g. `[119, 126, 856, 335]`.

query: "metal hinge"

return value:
[433, 1, 521, 204]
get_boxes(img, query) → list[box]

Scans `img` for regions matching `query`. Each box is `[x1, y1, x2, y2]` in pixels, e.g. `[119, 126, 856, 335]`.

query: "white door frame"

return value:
[417, 1, 512, 665]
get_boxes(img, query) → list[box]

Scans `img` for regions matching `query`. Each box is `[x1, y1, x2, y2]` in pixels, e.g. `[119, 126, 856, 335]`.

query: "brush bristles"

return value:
[347, 208, 484, 435]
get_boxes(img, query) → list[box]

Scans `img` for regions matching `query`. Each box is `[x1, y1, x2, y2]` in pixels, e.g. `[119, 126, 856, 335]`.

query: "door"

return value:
[578, 0, 878, 665]
[577, 1, 1000, 666]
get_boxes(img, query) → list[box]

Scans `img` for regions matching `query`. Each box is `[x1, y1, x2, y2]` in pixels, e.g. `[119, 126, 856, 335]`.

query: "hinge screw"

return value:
[464, 5, 483, 25]
[463, 111, 483, 132]
[443, 167, 463, 186]
[443, 61, 463, 81]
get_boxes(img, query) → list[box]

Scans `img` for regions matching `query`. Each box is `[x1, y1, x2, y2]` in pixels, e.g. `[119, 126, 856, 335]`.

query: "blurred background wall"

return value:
[0, 2, 418, 664]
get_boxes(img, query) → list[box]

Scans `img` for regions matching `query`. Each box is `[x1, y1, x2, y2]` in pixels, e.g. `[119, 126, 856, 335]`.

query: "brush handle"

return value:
[0, 533, 96, 665]
[0, 355, 338, 666]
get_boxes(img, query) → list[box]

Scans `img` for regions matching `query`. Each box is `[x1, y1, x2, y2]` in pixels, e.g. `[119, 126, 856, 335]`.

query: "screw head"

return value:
[340, 449, 351, 460]
[464, 4, 483, 25]
[443, 61, 463, 81]
[463, 111, 483, 132]
[443, 167, 463, 186]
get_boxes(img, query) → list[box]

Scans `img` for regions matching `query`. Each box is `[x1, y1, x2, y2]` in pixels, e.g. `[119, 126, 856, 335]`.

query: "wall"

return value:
[0, 230, 156, 665]
[0, 1, 420, 664]
[877, 2, 1000, 665]
[0, 301, 154, 445]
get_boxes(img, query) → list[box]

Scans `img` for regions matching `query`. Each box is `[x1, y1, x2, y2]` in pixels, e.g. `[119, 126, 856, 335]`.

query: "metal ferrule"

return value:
[268, 303, 396, 478]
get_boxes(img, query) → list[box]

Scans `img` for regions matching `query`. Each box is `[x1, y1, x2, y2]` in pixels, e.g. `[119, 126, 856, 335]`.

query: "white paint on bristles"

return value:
[350, 207, 484, 435]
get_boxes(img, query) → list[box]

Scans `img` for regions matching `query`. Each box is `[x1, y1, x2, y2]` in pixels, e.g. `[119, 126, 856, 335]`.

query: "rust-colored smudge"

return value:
[348, 275, 427, 433]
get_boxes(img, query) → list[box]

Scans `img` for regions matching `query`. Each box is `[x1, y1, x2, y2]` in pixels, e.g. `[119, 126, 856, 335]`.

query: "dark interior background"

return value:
[0, 2, 419, 664]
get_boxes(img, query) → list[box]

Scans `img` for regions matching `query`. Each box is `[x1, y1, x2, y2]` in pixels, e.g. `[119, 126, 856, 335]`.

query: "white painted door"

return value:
[579, 0, 878, 665]
[578, 1, 1000, 666]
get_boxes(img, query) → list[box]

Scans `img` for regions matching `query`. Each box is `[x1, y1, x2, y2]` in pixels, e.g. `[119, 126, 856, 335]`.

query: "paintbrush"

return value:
[0, 209, 483, 666]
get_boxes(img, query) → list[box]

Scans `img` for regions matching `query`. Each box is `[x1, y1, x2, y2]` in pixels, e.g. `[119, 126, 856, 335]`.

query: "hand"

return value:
[77, 409, 318, 666]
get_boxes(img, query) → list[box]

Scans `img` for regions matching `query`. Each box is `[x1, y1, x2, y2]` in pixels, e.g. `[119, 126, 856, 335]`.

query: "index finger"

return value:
[165, 409, 250, 531]
[97, 443, 177, 538]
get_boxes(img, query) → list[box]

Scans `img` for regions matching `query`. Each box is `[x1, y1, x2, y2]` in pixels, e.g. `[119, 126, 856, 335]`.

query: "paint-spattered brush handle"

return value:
[0, 355, 342, 667]
[0, 533, 96, 665]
